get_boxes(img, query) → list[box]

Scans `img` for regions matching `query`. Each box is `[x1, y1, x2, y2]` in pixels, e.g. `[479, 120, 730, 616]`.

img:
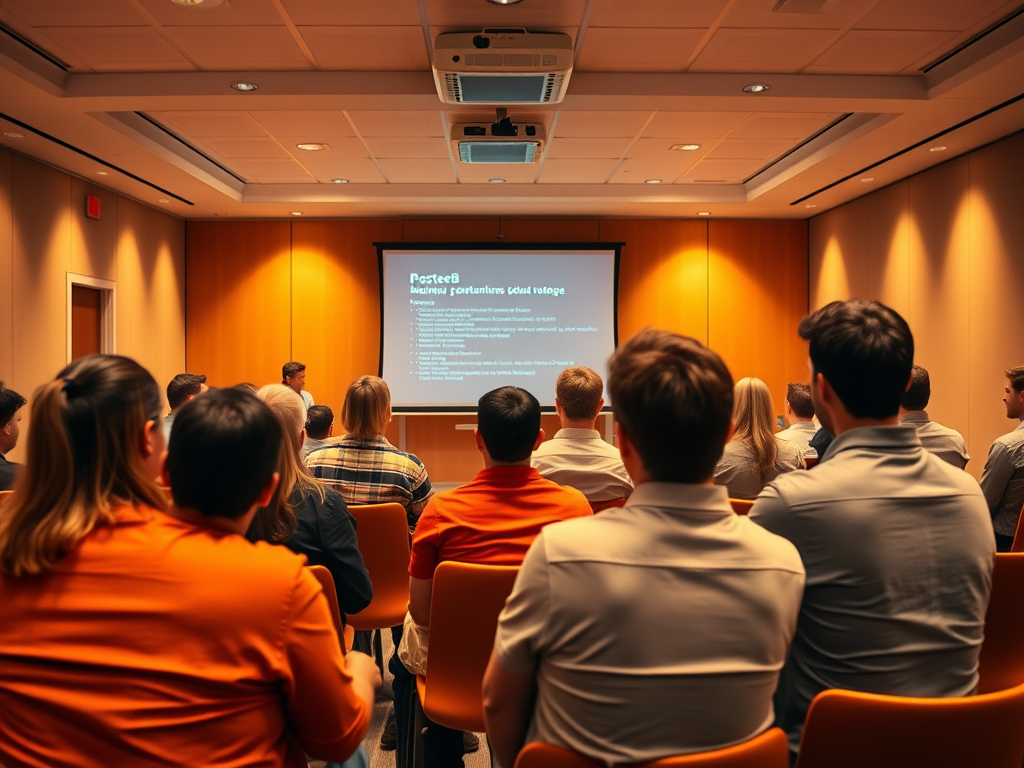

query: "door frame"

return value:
[67, 273, 116, 364]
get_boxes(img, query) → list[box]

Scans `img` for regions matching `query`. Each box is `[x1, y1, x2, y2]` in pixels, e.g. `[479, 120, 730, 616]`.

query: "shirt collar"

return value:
[625, 481, 732, 514]
[899, 410, 930, 424]
[823, 424, 922, 460]
[475, 465, 541, 484]
[553, 428, 603, 440]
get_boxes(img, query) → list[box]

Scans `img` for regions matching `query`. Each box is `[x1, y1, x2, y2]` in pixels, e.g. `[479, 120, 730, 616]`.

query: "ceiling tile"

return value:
[576, 28, 706, 72]
[1, 0, 147, 26]
[643, 111, 748, 138]
[538, 158, 618, 184]
[254, 175, 319, 183]
[722, 0, 879, 30]
[249, 111, 355, 137]
[586, 0, 729, 28]
[307, 158, 387, 183]
[282, 137, 369, 158]
[199, 138, 293, 159]
[363, 137, 451, 159]
[281, 0, 421, 25]
[349, 111, 445, 137]
[628, 138, 711, 160]
[136, 0, 286, 26]
[855, 0, 1015, 32]
[161, 25, 311, 69]
[704, 139, 792, 160]
[151, 111, 267, 138]
[232, 158, 316, 179]
[555, 111, 651, 138]
[457, 165, 538, 184]
[544, 137, 633, 159]
[729, 112, 839, 139]
[608, 156, 695, 183]
[31, 27, 193, 71]
[423, 0, 588, 28]
[299, 27, 429, 69]
[377, 158, 455, 183]
[808, 29, 956, 74]
[678, 157, 766, 181]
[689, 28, 838, 72]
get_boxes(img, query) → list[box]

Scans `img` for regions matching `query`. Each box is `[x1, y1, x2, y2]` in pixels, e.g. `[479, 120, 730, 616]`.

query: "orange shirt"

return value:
[409, 465, 592, 580]
[0, 505, 369, 768]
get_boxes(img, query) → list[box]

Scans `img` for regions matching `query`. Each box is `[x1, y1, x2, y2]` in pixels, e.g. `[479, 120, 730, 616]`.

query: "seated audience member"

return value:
[249, 385, 372, 619]
[283, 361, 314, 411]
[750, 300, 993, 759]
[898, 364, 969, 469]
[530, 365, 632, 504]
[483, 330, 804, 768]
[808, 425, 834, 460]
[0, 355, 379, 767]
[163, 372, 207, 441]
[714, 377, 803, 499]
[302, 404, 335, 459]
[232, 381, 259, 394]
[775, 383, 818, 458]
[394, 386, 593, 768]
[981, 364, 1024, 551]
[306, 375, 432, 531]
[0, 382, 26, 491]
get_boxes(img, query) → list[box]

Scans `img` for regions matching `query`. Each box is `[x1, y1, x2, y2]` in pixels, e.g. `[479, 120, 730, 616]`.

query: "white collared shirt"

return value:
[531, 428, 633, 502]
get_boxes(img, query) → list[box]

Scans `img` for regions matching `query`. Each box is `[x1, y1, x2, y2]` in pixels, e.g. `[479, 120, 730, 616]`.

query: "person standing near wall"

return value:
[0, 383, 26, 491]
[283, 362, 314, 412]
[980, 365, 1024, 551]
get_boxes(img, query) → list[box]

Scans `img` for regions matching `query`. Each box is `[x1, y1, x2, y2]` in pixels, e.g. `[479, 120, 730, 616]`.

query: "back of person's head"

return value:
[786, 383, 814, 419]
[477, 386, 541, 463]
[166, 373, 207, 410]
[798, 299, 913, 419]
[232, 382, 258, 395]
[281, 361, 305, 382]
[305, 405, 334, 439]
[0, 382, 27, 427]
[901, 365, 931, 411]
[342, 376, 390, 440]
[167, 388, 282, 522]
[608, 328, 733, 483]
[0, 355, 166, 577]
[555, 366, 604, 420]
[1007, 365, 1024, 393]
[733, 377, 778, 484]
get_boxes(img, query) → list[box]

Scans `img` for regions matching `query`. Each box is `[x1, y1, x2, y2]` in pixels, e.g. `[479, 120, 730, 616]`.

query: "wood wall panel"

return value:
[0, 150, 12, 386]
[402, 219, 499, 242]
[708, 220, 809, 415]
[404, 414, 482, 484]
[70, 177, 117, 282]
[291, 219, 402, 413]
[500, 219, 600, 242]
[809, 201, 866, 309]
[865, 182, 910, 316]
[600, 218, 709, 344]
[186, 221, 291, 388]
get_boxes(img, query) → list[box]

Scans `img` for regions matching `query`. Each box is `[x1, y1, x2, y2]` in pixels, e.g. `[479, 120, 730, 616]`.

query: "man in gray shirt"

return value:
[980, 364, 1024, 551]
[775, 382, 818, 458]
[750, 300, 993, 760]
[898, 364, 969, 469]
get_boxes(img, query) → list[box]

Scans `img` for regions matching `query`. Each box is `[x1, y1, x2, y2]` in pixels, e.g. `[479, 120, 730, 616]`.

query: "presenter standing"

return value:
[283, 361, 314, 412]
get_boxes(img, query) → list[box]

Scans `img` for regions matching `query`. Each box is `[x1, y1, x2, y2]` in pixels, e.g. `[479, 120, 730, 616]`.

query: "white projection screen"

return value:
[377, 243, 621, 412]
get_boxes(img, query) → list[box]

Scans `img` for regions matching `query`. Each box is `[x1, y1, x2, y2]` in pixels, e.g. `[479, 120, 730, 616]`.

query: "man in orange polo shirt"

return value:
[392, 386, 592, 768]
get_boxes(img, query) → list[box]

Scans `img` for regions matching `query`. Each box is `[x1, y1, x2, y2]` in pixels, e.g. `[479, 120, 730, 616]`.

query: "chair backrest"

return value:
[1010, 501, 1024, 552]
[514, 729, 789, 768]
[0, 489, 14, 508]
[804, 456, 819, 469]
[345, 502, 411, 631]
[590, 497, 627, 513]
[978, 552, 1024, 693]
[730, 498, 754, 515]
[420, 560, 520, 733]
[308, 564, 349, 654]
[794, 683, 1024, 768]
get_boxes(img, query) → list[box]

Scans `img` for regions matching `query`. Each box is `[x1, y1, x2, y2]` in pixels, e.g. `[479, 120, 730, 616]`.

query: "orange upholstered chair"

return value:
[730, 498, 754, 515]
[514, 728, 789, 768]
[590, 497, 627, 513]
[308, 565, 355, 654]
[978, 553, 1024, 694]
[1009, 501, 1024, 552]
[794, 683, 1024, 768]
[804, 456, 819, 469]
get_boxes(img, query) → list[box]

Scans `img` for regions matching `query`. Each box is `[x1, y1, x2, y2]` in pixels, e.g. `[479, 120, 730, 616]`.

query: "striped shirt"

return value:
[305, 435, 432, 528]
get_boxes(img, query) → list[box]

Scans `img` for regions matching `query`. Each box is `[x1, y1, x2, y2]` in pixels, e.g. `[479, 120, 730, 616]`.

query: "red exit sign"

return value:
[85, 193, 101, 219]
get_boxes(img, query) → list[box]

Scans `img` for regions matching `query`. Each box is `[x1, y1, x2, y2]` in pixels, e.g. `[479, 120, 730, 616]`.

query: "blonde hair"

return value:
[0, 355, 167, 577]
[342, 376, 390, 440]
[250, 384, 324, 543]
[731, 377, 778, 484]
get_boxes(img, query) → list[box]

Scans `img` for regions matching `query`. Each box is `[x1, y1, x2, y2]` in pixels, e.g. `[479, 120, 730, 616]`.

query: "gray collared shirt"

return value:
[750, 425, 993, 756]
[980, 421, 1024, 537]
[899, 410, 970, 469]
[531, 428, 633, 503]
[775, 421, 818, 458]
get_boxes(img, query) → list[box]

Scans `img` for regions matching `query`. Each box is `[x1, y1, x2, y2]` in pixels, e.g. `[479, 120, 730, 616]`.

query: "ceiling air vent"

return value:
[452, 117, 546, 164]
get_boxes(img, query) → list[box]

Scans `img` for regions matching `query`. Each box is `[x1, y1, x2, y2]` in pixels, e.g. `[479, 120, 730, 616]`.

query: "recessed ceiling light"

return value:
[172, 0, 226, 6]
[330, 178, 349, 184]
[860, 177, 875, 182]
[742, 83, 770, 93]
[671, 144, 701, 151]
[290, 211, 303, 216]
[157, 198, 170, 204]
[929, 145, 948, 152]
[805, 203, 817, 209]
[645, 179, 663, 184]
[697, 211, 711, 216]
[486, 0, 524, 5]
[230, 82, 258, 92]
[489, 178, 506, 183]
[96, 171, 108, 176]
[3, 132, 24, 138]
[297, 143, 329, 151]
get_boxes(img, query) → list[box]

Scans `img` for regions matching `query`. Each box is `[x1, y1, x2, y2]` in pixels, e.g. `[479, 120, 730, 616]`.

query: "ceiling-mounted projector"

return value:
[433, 29, 573, 104]
[451, 118, 546, 164]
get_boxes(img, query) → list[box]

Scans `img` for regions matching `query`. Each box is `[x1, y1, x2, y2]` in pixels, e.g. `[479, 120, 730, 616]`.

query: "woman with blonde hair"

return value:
[715, 376, 804, 500]
[250, 383, 372, 618]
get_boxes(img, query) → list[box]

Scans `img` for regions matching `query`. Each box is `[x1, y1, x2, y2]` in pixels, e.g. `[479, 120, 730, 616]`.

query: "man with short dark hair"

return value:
[775, 382, 818, 458]
[531, 366, 632, 503]
[0, 382, 27, 491]
[483, 330, 805, 768]
[750, 300, 993, 760]
[302, 404, 335, 459]
[980, 364, 1024, 551]
[898, 364, 969, 469]
[282, 362, 314, 412]
[164, 373, 208, 442]
[393, 386, 592, 768]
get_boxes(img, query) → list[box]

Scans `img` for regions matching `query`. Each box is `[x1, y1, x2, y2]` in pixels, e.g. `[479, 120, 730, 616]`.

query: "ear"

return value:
[815, 372, 833, 405]
[532, 428, 545, 451]
[160, 452, 172, 488]
[140, 419, 158, 459]
[256, 472, 280, 507]
[1, 421, 10, 436]
[474, 427, 485, 452]
[615, 421, 633, 461]
[595, 397, 605, 416]
[554, 399, 564, 418]
[297, 428, 307, 449]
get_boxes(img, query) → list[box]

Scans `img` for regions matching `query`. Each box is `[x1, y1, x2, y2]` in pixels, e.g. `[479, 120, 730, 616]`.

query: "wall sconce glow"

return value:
[297, 143, 330, 151]
[742, 83, 770, 93]
[671, 144, 701, 151]
[929, 146, 948, 152]
[290, 211, 303, 216]
[489, 178, 506, 183]
[697, 211, 711, 216]
[3, 132, 24, 138]
[860, 177, 875, 182]
[230, 82, 258, 92]
[645, 179, 663, 184]
[331, 178, 349, 184]
[805, 204, 817, 209]
[157, 198, 170, 204]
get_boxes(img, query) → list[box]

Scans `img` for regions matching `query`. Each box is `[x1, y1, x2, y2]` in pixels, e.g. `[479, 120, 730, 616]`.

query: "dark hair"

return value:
[1007, 365, 1024, 393]
[901, 365, 930, 411]
[786, 383, 814, 419]
[0, 382, 27, 426]
[232, 382, 259, 394]
[477, 387, 541, 463]
[555, 366, 604, 420]
[166, 373, 207, 410]
[167, 389, 282, 520]
[282, 362, 306, 382]
[798, 300, 913, 419]
[305, 405, 334, 439]
[608, 328, 733, 483]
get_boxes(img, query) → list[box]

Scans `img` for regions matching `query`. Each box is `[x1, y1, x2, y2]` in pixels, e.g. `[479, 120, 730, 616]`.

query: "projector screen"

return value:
[377, 243, 621, 412]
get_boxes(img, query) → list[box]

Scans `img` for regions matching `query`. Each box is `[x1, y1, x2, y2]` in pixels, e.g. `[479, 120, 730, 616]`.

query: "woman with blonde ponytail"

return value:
[714, 377, 804, 499]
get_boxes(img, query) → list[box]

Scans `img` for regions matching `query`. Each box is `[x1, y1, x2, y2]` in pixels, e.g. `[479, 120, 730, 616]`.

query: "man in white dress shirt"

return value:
[531, 366, 632, 504]
[774, 383, 817, 459]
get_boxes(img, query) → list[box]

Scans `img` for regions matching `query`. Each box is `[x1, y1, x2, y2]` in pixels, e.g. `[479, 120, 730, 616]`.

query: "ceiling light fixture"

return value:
[860, 177, 875, 182]
[230, 82, 258, 92]
[172, 0, 226, 6]
[290, 211, 303, 216]
[489, 178, 506, 183]
[929, 145, 948, 152]
[486, 0, 525, 5]
[742, 83, 770, 93]
[697, 211, 711, 216]
[96, 171, 108, 176]
[157, 198, 170, 204]
[3, 132, 24, 138]
[645, 179, 663, 184]
[805, 203, 817, 208]
[671, 144, 701, 151]
[330, 178, 349, 184]
[297, 143, 329, 151]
